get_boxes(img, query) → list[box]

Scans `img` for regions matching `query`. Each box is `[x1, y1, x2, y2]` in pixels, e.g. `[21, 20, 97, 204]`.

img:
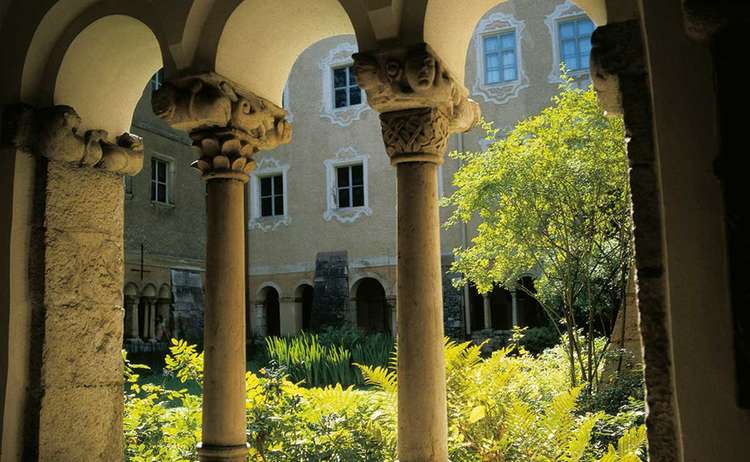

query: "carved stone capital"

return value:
[353, 43, 479, 163]
[2, 104, 143, 175]
[151, 72, 292, 181]
[590, 21, 645, 115]
[380, 107, 450, 164]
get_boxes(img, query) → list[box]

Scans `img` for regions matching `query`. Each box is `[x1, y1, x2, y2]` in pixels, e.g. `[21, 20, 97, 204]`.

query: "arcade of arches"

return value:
[1, 1, 749, 461]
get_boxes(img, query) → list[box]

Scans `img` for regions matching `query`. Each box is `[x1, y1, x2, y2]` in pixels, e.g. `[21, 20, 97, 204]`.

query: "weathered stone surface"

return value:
[44, 230, 123, 308]
[41, 305, 123, 387]
[38, 385, 123, 462]
[311, 251, 350, 328]
[4, 104, 144, 175]
[45, 160, 124, 234]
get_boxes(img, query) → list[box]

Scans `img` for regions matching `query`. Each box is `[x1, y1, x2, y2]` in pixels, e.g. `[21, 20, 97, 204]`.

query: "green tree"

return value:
[444, 76, 632, 391]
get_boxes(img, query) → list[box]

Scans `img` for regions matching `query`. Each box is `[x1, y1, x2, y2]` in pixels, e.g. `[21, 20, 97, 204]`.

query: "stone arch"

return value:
[49, 14, 164, 137]
[124, 282, 140, 299]
[352, 277, 390, 334]
[350, 272, 394, 299]
[422, 0, 605, 86]
[257, 285, 281, 337]
[201, 0, 356, 105]
[294, 283, 315, 332]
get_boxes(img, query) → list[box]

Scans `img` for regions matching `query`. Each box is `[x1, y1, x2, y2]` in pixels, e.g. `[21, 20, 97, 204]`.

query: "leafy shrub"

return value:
[265, 328, 394, 387]
[125, 338, 646, 461]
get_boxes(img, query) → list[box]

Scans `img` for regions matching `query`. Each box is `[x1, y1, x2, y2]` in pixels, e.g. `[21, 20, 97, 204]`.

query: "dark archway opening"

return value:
[355, 278, 389, 334]
[263, 287, 281, 337]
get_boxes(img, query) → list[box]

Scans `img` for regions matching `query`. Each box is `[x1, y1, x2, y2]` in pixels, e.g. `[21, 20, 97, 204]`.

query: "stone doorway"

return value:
[354, 278, 390, 334]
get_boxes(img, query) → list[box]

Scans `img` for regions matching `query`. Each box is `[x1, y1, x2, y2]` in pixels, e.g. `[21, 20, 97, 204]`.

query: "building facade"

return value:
[122, 77, 207, 350]
[246, 0, 592, 340]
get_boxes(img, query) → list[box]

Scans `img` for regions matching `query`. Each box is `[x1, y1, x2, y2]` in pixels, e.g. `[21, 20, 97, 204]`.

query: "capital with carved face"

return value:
[353, 43, 480, 164]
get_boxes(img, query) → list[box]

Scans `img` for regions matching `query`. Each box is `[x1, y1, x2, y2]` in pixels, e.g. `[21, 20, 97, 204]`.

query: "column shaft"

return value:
[200, 179, 247, 462]
[511, 290, 519, 328]
[482, 294, 492, 330]
[125, 300, 140, 340]
[396, 162, 448, 462]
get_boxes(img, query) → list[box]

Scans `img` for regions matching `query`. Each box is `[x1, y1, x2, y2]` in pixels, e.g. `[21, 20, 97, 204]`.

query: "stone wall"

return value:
[311, 251, 350, 328]
[442, 266, 466, 340]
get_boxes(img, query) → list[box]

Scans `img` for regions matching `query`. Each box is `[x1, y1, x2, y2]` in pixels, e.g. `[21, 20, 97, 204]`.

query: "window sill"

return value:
[150, 201, 175, 209]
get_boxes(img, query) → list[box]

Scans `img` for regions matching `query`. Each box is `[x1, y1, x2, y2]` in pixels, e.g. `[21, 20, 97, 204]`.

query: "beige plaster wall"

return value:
[246, 0, 587, 327]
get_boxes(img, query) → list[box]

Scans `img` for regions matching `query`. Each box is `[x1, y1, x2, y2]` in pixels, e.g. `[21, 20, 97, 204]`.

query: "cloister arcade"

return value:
[1, 1, 748, 461]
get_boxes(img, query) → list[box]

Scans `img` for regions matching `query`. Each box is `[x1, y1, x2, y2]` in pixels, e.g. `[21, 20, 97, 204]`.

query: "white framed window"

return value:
[260, 174, 284, 217]
[483, 31, 517, 84]
[324, 147, 372, 223]
[250, 157, 290, 232]
[545, 2, 593, 83]
[320, 42, 369, 127]
[333, 66, 362, 109]
[150, 157, 171, 205]
[471, 12, 528, 105]
[558, 17, 593, 72]
[335, 164, 365, 208]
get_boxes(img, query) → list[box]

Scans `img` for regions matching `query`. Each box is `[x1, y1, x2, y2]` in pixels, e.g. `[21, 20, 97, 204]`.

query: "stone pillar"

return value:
[145, 298, 157, 341]
[591, 21, 680, 462]
[279, 296, 299, 336]
[354, 43, 479, 462]
[254, 302, 267, 337]
[153, 72, 291, 462]
[386, 296, 397, 336]
[3, 104, 143, 460]
[482, 294, 492, 330]
[157, 297, 172, 340]
[510, 289, 519, 328]
[124, 296, 140, 341]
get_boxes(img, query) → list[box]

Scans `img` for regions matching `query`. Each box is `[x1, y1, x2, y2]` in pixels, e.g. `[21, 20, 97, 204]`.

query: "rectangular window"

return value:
[483, 31, 517, 84]
[260, 174, 284, 217]
[558, 17, 594, 71]
[333, 65, 362, 108]
[336, 164, 364, 208]
[150, 157, 169, 204]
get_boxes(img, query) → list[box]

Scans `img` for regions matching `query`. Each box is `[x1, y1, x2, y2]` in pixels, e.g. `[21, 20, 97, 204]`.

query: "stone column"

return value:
[153, 72, 291, 462]
[3, 104, 143, 460]
[510, 289, 519, 328]
[254, 302, 268, 337]
[124, 296, 140, 341]
[145, 297, 157, 341]
[482, 294, 492, 330]
[279, 296, 299, 336]
[386, 296, 397, 336]
[591, 21, 680, 462]
[354, 44, 479, 462]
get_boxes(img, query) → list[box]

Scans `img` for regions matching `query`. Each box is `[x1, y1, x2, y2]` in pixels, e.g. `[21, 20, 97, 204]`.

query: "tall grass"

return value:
[265, 328, 394, 387]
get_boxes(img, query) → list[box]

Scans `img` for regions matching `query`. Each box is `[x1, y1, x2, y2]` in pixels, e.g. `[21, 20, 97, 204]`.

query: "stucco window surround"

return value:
[471, 12, 529, 105]
[249, 157, 290, 232]
[545, 1, 591, 83]
[150, 153, 175, 208]
[324, 147, 372, 223]
[320, 42, 369, 127]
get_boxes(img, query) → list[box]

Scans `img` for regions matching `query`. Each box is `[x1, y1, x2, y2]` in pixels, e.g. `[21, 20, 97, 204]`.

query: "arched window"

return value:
[354, 278, 390, 334]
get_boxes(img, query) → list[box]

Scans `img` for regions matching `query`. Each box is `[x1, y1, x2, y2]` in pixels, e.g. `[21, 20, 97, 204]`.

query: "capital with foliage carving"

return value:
[2, 104, 143, 175]
[152, 72, 292, 181]
[353, 43, 480, 164]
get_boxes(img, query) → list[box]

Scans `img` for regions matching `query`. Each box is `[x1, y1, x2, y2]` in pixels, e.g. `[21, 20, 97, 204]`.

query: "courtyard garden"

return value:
[124, 77, 646, 461]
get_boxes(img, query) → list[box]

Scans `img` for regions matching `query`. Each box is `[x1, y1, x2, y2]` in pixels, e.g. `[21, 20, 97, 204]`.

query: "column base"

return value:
[197, 443, 249, 461]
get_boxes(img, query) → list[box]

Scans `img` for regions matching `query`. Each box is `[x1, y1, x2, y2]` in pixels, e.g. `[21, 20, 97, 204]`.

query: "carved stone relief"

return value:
[152, 72, 292, 181]
[4, 104, 144, 175]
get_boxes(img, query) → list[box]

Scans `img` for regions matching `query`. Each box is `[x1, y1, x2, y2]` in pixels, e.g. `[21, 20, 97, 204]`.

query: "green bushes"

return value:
[124, 337, 646, 461]
[265, 327, 394, 387]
